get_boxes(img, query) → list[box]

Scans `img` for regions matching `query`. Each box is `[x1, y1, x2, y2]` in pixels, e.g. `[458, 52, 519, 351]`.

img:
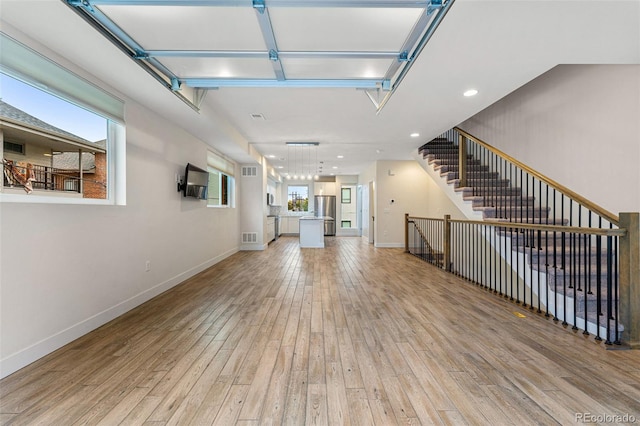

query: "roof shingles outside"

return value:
[2, 100, 107, 172]
[0, 100, 94, 144]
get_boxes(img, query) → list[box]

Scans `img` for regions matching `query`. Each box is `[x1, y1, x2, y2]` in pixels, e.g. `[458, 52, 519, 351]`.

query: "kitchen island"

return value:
[299, 216, 331, 248]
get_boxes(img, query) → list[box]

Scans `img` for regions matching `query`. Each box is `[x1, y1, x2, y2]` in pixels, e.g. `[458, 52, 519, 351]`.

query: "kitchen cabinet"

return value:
[281, 216, 300, 235]
[267, 217, 275, 242]
[299, 217, 324, 248]
[313, 182, 336, 196]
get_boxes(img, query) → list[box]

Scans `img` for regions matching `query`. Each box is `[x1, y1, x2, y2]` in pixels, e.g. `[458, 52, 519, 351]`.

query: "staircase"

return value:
[415, 133, 621, 342]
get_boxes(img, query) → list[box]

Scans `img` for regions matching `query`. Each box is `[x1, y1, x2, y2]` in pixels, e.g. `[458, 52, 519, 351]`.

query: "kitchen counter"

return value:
[299, 217, 325, 248]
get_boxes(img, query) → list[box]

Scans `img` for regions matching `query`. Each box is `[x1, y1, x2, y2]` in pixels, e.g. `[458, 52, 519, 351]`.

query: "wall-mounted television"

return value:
[179, 163, 209, 200]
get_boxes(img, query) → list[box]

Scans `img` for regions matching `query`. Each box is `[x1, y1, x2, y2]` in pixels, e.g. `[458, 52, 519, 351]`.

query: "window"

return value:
[207, 151, 235, 208]
[64, 178, 79, 192]
[287, 185, 309, 212]
[0, 32, 125, 204]
[4, 141, 25, 155]
[341, 187, 351, 204]
[341, 220, 351, 228]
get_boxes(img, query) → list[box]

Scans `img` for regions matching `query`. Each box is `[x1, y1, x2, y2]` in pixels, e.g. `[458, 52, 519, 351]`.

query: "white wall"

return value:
[0, 68, 241, 380]
[358, 163, 376, 243]
[460, 65, 640, 215]
[238, 163, 266, 250]
[371, 160, 464, 248]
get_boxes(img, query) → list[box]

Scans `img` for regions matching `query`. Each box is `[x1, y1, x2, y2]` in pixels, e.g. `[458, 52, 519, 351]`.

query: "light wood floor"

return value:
[2, 237, 640, 425]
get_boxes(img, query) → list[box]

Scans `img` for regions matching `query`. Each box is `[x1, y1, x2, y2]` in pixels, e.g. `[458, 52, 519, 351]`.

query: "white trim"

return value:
[0, 193, 112, 204]
[374, 242, 404, 248]
[240, 243, 267, 251]
[0, 247, 238, 379]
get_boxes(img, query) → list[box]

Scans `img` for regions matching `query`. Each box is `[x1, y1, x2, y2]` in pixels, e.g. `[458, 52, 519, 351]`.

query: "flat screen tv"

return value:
[182, 163, 209, 200]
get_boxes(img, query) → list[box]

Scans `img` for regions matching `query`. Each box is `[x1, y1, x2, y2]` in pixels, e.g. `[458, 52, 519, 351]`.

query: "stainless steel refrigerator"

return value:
[314, 195, 336, 236]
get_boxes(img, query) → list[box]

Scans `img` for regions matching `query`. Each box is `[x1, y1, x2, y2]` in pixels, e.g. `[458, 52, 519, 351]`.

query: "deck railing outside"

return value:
[2, 161, 101, 194]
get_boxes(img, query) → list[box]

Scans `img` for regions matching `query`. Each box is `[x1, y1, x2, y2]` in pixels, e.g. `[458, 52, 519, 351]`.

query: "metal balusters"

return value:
[596, 229, 603, 341]
[606, 234, 613, 345]
[613, 232, 620, 345]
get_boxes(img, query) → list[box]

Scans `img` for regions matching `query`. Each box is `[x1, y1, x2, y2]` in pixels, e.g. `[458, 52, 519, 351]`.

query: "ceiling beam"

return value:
[80, 0, 432, 8]
[181, 78, 385, 89]
[383, 3, 440, 82]
[253, 0, 285, 80]
[375, 0, 455, 113]
[145, 50, 399, 59]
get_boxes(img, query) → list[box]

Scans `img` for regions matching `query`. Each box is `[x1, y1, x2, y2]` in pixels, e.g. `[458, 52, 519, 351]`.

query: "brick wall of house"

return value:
[83, 152, 106, 199]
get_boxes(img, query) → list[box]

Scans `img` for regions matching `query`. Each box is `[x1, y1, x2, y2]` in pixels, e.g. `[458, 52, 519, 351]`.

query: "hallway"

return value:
[1, 237, 639, 425]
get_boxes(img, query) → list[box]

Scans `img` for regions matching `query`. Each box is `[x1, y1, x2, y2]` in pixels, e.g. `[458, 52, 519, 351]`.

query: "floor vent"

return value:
[242, 232, 258, 243]
[242, 166, 257, 177]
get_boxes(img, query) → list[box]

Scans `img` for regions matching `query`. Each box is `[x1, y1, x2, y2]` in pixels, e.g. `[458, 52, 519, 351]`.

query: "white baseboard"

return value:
[374, 242, 405, 248]
[0, 247, 238, 379]
[240, 243, 267, 251]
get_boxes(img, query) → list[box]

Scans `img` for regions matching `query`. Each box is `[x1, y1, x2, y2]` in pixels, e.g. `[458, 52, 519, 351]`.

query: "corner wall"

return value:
[460, 65, 640, 214]
[368, 160, 464, 248]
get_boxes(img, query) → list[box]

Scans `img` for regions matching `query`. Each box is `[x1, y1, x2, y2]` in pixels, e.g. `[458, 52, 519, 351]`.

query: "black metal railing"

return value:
[407, 215, 627, 345]
[412, 127, 638, 347]
[405, 215, 444, 267]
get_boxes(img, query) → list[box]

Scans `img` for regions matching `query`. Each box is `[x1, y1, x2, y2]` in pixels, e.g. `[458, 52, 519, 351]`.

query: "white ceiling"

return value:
[1, 0, 639, 179]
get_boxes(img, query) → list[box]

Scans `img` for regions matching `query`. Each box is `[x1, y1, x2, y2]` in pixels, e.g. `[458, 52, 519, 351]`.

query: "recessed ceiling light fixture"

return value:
[337, 155, 344, 159]
[410, 133, 420, 138]
[463, 89, 478, 97]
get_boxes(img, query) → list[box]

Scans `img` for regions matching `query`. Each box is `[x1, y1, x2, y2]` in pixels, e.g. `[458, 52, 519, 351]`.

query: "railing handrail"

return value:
[454, 127, 620, 226]
[408, 215, 625, 237]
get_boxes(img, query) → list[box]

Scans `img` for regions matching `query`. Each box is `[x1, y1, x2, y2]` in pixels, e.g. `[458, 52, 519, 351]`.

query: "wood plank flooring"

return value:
[2, 236, 640, 425]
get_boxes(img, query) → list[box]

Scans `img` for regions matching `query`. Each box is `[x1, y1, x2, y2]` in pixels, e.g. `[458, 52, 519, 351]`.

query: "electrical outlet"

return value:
[145, 260, 151, 272]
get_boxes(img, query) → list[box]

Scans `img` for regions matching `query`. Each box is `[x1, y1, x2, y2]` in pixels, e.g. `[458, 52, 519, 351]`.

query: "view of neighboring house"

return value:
[0, 100, 107, 199]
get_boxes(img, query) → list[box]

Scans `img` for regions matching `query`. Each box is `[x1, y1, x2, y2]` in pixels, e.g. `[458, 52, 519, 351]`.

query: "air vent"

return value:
[242, 166, 258, 177]
[250, 113, 265, 120]
[242, 232, 257, 243]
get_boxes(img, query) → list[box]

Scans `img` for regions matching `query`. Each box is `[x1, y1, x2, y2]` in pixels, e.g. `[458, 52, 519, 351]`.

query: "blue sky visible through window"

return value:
[0, 73, 107, 143]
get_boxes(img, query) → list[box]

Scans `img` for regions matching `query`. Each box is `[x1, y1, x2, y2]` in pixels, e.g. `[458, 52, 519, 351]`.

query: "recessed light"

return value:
[410, 133, 420, 138]
[337, 155, 344, 159]
[463, 89, 478, 97]
[332, 166, 338, 169]
[266, 154, 276, 158]
[277, 166, 283, 169]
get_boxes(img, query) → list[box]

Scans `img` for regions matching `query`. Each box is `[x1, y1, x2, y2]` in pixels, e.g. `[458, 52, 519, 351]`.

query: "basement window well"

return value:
[0, 33, 126, 205]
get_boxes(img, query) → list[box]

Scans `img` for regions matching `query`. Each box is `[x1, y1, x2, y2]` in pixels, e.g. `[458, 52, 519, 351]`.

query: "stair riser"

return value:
[439, 166, 491, 174]
[458, 187, 522, 196]
[471, 199, 537, 208]
[444, 172, 500, 182]
[432, 159, 482, 167]
[455, 181, 512, 189]
[482, 210, 550, 219]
